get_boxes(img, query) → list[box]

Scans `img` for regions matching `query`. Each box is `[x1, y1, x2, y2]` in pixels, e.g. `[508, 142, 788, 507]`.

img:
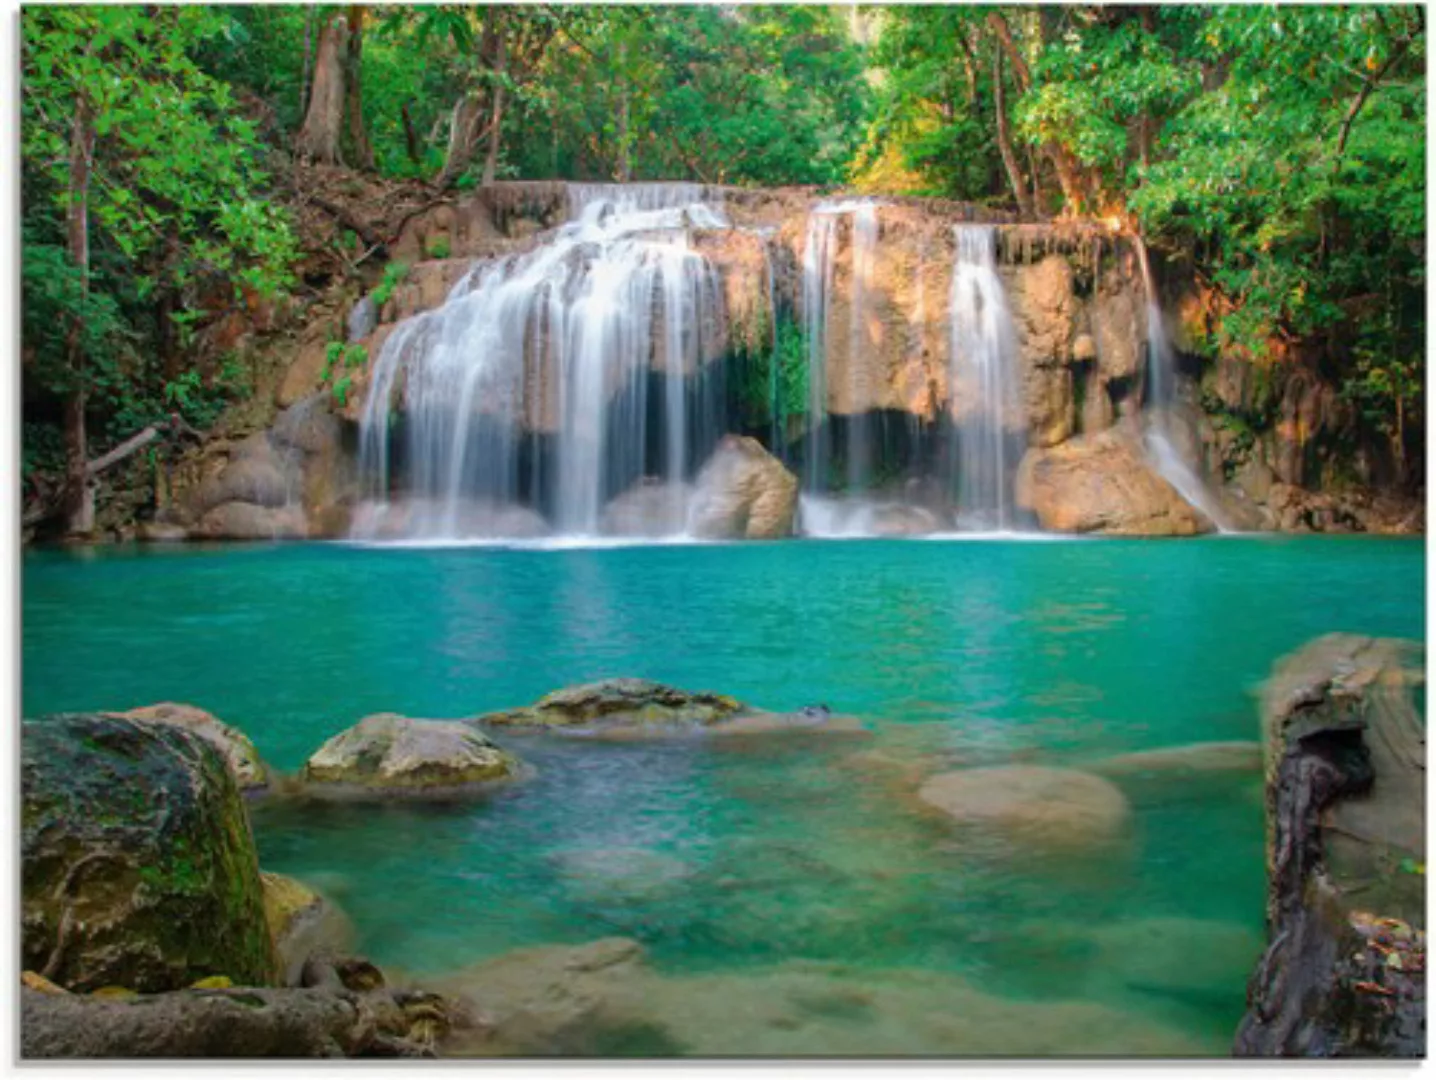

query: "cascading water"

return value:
[1133, 236, 1234, 532]
[354, 184, 727, 540]
[948, 225, 1024, 530]
[800, 199, 883, 496]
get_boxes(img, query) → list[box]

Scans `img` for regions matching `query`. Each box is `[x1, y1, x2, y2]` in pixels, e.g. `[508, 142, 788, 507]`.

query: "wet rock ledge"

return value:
[1236, 634, 1426, 1057]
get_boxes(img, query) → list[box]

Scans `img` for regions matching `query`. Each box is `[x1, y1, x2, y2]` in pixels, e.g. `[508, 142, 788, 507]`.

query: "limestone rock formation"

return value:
[475, 678, 863, 739]
[261, 872, 355, 987]
[21, 713, 276, 992]
[302, 713, 524, 797]
[348, 498, 550, 540]
[599, 480, 691, 538]
[917, 765, 1131, 850]
[1015, 427, 1215, 535]
[687, 435, 798, 540]
[1235, 634, 1425, 1058]
[115, 703, 270, 793]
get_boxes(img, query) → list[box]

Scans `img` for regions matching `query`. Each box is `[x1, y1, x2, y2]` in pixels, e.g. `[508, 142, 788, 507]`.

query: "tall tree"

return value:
[295, 12, 349, 164]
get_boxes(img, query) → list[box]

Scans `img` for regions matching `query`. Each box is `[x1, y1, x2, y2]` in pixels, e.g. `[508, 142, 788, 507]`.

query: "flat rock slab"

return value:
[475, 679, 864, 740]
[916, 765, 1130, 850]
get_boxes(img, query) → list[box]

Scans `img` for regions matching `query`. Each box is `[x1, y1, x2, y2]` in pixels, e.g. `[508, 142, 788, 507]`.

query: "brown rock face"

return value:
[687, 435, 798, 540]
[1015, 427, 1214, 536]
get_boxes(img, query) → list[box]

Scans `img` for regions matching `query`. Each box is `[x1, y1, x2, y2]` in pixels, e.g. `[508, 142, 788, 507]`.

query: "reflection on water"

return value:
[22, 536, 1424, 1055]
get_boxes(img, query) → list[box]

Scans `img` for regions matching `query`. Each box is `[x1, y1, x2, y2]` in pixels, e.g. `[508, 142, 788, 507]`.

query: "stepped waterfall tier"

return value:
[311, 181, 1365, 545]
[355, 184, 728, 540]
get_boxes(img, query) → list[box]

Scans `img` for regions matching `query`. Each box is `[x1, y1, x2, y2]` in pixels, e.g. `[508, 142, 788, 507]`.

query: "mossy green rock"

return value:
[21, 713, 276, 993]
[302, 713, 523, 797]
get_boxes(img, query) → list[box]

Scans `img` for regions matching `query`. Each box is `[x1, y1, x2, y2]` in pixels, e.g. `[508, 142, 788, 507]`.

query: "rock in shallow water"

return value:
[433, 938, 1209, 1057]
[302, 713, 525, 797]
[475, 678, 864, 739]
[21, 713, 276, 992]
[1015, 427, 1214, 536]
[916, 765, 1131, 850]
[687, 435, 798, 540]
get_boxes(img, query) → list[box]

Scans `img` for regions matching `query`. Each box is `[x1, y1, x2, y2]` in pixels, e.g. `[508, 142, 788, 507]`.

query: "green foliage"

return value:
[372, 262, 410, 307]
[510, 6, 872, 186]
[424, 235, 453, 260]
[319, 341, 367, 408]
[728, 314, 809, 436]
[21, 5, 298, 493]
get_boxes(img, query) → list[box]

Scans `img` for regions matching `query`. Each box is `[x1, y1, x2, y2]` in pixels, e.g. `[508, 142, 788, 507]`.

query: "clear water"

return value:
[21, 536, 1425, 1055]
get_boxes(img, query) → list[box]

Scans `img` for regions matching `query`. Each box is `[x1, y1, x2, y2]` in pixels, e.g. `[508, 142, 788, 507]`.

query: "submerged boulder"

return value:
[1014, 427, 1214, 536]
[115, 703, 270, 794]
[475, 679, 863, 739]
[1086, 741, 1262, 780]
[21, 713, 275, 993]
[687, 435, 798, 540]
[302, 713, 524, 797]
[917, 765, 1131, 850]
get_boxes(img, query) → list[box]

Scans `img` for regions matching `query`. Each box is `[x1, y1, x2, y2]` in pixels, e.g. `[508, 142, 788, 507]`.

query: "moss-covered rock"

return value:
[114, 703, 270, 794]
[21, 713, 276, 993]
[301, 713, 523, 798]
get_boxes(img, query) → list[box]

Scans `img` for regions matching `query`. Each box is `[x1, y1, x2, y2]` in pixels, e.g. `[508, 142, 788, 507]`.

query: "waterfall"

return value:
[948, 225, 1024, 530]
[1133, 236, 1234, 532]
[354, 184, 727, 540]
[801, 199, 882, 495]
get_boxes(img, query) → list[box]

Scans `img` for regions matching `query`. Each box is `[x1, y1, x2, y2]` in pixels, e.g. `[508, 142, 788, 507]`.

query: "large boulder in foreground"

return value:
[21, 713, 275, 992]
[687, 435, 798, 540]
[114, 703, 270, 794]
[1015, 427, 1214, 536]
[1236, 634, 1425, 1058]
[301, 713, 524, 798]
[917, 765, 1131, 850]
[475, 678, 864, 740]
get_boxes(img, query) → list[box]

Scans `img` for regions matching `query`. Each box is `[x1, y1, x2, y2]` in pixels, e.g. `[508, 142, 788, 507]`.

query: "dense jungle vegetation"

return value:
[20, 4, 1425, 532]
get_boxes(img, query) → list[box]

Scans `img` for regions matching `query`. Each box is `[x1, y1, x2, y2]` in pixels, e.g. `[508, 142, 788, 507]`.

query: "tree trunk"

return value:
[435, 93, 487, 190]
[436, 16, 502, 190]
[991, 51, 1034, 219]
[299, 8, 314, 122]
[344, 6, 374, 171]
[294, 15, 349, 165]
[480, 27, 508, 186]
[63, 92, 95, 535]
[401, 102, 422, 166]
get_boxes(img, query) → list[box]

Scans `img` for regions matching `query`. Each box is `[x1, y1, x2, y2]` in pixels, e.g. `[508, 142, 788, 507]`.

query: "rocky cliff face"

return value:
[149, 182, 1419, 540]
